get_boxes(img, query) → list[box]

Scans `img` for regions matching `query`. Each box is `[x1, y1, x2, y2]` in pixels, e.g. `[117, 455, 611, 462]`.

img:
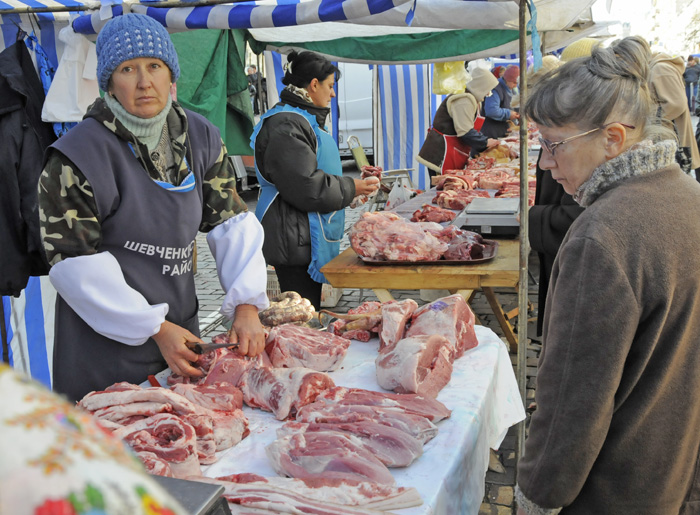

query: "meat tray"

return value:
[358, 239, 499, 266]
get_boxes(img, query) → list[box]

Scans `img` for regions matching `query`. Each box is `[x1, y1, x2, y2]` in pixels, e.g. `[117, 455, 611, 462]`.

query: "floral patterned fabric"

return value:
[0, 364, 187, 515]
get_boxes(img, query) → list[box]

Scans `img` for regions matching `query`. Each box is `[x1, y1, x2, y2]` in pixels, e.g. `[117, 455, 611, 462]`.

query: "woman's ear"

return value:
[308, 78, 319, 92]
[603, 123, 627, 159]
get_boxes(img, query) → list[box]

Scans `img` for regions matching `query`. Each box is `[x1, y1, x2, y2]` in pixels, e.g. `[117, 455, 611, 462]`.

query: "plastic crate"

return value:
[266, 266, 342, 307]
[266, 266, 281, 299]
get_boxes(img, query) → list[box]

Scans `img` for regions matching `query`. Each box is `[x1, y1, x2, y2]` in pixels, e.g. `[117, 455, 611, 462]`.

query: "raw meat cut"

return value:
[171, 382, 243, 411]
[410, 204, 457, 223]
[181, 413, 217, 464]
[136, 451, 174, 477]
[279, 421, 423, 467]
[406, 293, 478, 359]
[266, 431, 396, 485]
[265, 324, 351, 372]
[79, 385, 202, 415]
[296, 403, 438, 444]
[209, 474, 422, 511]
[239, 367, 335, 420]
[433, 189, 490, 210]
[205, 409, 250, 451]
[349, 211, 448, 262]
[314, 386, 451, 422]
[113, 413, 202, 478]
[92, 401, 174, 424]
[203, 350, 271, 387]
[376, 335, 453, 397]
[444, 230, 487, 261]
[327, 301, 382, 342]
[190, 475, 411, 514]
[379, 299, 418, 351]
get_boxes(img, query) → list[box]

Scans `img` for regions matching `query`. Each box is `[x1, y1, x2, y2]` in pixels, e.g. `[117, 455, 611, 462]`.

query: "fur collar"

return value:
[574, 139, 677, 207]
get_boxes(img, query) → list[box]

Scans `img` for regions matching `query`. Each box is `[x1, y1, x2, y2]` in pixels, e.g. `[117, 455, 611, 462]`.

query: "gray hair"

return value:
[524, 36, 673, 142]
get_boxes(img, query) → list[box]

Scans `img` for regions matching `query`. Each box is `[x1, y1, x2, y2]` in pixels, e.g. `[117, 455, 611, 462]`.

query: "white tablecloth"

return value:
[199, 325, 525, 515]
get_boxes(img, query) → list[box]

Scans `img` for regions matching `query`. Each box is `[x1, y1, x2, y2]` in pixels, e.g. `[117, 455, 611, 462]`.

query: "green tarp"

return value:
[172, 29, 255, 155]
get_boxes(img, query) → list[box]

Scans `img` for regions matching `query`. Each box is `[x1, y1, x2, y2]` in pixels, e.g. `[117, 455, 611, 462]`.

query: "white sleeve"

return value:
[48, 252, 168, 346]
[206, 211, 270, 319]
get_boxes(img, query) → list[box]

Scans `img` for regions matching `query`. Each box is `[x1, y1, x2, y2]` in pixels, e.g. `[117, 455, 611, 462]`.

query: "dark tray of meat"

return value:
[358, 239, 498, 265]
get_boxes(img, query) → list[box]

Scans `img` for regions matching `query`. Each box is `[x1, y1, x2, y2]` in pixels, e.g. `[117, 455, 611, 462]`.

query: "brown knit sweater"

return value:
[517, 139, 700, 514]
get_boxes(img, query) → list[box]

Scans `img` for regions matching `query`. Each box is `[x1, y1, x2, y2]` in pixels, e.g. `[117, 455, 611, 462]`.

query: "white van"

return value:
[336, 62, 373, 160]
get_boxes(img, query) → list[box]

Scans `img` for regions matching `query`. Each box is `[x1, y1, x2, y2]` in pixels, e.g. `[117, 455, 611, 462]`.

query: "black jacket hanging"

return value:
[0, 39, 56, 296]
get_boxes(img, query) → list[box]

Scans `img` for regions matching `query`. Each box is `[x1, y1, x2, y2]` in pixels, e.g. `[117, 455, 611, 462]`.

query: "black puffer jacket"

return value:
[254, 89, 356, 267]
[0, 41, 55, 296]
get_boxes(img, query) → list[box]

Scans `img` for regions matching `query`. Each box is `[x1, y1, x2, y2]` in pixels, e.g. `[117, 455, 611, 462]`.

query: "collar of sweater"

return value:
[280, 87, 330, 128]
[574, 139, 677, 207]
[103, 93, 172, 151]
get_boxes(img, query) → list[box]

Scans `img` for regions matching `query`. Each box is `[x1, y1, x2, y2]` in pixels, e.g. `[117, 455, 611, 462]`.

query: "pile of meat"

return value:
[374, 294, 479, 398]
[410, 204, 456, 223]
[192, 473, 422, 514]
[77, 381, 249, 478]
[349, 211, 489, 262]
[168, 327, 351, 420]
[266, 386, 451, 486]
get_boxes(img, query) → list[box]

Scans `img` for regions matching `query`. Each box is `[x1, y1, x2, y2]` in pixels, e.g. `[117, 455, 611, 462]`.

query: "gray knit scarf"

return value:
[573, 139, 677, 207]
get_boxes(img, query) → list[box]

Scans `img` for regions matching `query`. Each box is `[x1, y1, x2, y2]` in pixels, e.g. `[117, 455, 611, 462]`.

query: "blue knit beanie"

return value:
[96, 13, 180, 92]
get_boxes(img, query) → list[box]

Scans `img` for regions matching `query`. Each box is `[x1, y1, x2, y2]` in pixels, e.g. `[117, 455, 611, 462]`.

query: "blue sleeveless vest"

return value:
[251, 104, 345, 283]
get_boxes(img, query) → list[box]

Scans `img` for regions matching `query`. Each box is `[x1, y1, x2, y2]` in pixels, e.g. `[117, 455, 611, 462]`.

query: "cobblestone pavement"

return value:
[194, 174, 540, 514]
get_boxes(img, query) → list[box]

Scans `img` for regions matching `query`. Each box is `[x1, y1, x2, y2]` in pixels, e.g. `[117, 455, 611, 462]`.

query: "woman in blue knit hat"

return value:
[37, 13, 269, 401]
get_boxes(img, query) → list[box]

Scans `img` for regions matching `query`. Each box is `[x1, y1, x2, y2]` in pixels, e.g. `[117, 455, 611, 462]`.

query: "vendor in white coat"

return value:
[37, 13, 269, 401]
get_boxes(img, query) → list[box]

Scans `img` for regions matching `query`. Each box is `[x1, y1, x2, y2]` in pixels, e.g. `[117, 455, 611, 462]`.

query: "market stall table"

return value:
[321, 239, 521, 351]
[189, 325, 524, 515]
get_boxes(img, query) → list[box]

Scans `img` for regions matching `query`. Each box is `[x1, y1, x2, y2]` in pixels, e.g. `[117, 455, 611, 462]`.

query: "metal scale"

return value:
[455, 197, 520, 237]
[152, 475, 231, 515]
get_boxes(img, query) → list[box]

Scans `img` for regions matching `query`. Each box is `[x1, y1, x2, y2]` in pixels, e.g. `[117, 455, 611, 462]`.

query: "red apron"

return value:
[441, 133, 471, 173]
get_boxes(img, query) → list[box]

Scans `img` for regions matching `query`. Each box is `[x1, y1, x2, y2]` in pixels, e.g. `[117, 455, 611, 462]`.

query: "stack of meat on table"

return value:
[350, 211, 490, 262]
[76, 292, 479, 514]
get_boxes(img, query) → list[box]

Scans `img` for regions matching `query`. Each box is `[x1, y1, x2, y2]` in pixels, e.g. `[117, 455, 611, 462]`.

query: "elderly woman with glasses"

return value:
[515, 37, 700, 514]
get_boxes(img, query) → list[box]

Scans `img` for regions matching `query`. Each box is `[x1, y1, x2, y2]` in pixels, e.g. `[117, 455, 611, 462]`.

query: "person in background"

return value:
[481, 64, 520, 138]
[491, 65, 505, 79]
[417, 68, 501, 176]
[683, 56, 700, 112]
[247, 64, 260, 115]
[516, 36, 700, 513]
[646, 38, 700, 173]
[527, 50, 588, 337]
[251, 50, 378, 310]
[37, 13, 269, 402]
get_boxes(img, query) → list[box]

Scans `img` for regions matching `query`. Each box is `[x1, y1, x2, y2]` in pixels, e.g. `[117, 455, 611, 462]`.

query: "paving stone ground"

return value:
[194, 173, 540, 514]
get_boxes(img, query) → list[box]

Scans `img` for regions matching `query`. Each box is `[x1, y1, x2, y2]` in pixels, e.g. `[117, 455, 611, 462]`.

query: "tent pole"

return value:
[516, 0, 530, 475]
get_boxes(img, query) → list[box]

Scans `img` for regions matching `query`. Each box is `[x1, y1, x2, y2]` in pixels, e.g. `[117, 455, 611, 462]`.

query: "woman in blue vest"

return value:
[251, 51, 379, 309]
[37, 14, 269, 401]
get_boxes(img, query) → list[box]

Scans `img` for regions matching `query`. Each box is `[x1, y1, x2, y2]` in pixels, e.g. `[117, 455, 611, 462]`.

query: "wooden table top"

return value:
[321, 239, 520, 291]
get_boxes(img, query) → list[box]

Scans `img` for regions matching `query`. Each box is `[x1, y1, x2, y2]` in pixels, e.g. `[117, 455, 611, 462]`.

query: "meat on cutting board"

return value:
[113, 413, 202, 478]
[314, 386, 451, 422]
[171, 382, 243, 411]
[296, 403, 438, 444]
[379, 299, 418, 351]
[375, 335, 453, 398]
[265, 324, 351, 372]
[279, 421, 423, 467]
[239, 367, 335, 420]
[266, 431, 396, 485]
[209, 474, 423, 511]
[406, 293, 479, 359]
[202, 350, 271, 388]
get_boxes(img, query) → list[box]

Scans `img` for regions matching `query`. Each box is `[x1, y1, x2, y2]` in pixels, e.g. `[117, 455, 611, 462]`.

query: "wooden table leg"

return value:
[372, 289, 395, 303]
[482, 287, 517, 352]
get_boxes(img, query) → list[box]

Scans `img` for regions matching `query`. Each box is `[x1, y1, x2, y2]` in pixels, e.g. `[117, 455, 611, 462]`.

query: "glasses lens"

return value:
[539, 137, 554, 155]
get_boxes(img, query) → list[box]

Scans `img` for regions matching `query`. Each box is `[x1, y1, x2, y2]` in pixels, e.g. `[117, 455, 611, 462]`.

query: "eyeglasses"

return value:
[538, 123, 635, 156]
